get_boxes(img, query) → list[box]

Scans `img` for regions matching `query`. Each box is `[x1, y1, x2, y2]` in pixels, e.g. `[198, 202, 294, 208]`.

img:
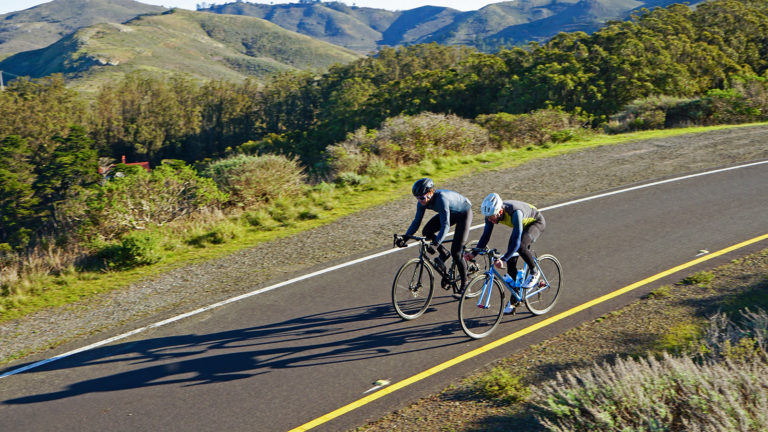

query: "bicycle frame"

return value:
[397, 234, 455, 279]
[475, 251, 550, 309]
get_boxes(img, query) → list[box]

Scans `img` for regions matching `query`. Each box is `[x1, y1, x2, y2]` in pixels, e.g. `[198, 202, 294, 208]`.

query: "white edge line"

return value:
[2, 159, 766, 379]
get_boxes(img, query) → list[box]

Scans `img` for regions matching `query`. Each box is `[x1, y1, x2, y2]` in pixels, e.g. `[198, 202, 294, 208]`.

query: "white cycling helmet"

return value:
[481, 193, 503, 217]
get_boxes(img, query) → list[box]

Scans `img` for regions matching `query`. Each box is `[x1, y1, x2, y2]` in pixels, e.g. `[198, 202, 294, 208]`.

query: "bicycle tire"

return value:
[459, 274, 506, 339]
[524, 254, 562, 315]
[392, 258, 434, 320]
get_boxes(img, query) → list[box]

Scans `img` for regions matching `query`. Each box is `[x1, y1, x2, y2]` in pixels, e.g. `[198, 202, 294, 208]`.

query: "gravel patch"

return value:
[2, 125, 767, 367]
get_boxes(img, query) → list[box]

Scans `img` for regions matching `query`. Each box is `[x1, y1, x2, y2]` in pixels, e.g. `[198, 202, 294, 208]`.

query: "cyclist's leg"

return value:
[451, 209, 472, 293]
[519, 218, 545, 286]
[518, 230, 537, 271]
[421, 215, 449, 261]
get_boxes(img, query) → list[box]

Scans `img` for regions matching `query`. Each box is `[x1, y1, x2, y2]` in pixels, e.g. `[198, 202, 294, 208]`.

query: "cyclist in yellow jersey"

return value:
[465, 193, 546, 312]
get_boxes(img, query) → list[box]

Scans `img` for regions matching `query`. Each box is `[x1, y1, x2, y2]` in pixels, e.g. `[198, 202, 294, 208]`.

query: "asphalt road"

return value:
[2, 161, 767, 432]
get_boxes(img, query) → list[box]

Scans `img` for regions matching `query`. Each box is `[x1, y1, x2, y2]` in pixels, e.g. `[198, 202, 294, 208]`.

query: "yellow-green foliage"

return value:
[655, 319, 705, 354]
[646, 284, 672, 299]
[473, 366, 531, 404]
[328, 112, 490, 173]
[203, 154, 306, 207]
[474, 109, 586, 149]
[680, 271, 715, 287]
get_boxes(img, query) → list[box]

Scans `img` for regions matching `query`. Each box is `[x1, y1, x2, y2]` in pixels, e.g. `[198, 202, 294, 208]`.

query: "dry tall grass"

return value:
[531, 309, 768, 431]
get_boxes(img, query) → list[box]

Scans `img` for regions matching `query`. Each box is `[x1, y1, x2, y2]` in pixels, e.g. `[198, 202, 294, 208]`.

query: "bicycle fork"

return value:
[476, 273, 515, 309]
[476, 274, 497, 309]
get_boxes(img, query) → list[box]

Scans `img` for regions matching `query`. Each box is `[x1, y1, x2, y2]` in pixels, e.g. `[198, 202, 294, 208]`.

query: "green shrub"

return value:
[473, 366, 531, 404]
[327, 113, 490, 174]
[679, 271, 715, 287]
[378, 112, 490, 164]
[120, 231, 162, 266]
[325, 127, 380, 175]
[475, 109, 585, 148]
[607, 75, 768, 132]
[63, 162, 227, 240]
[239, 133, 292, 155]
[335, 171, 369, 186]
[645, 284, 672, 299]
[242, 209, 273, 228]
[606, 95, 697, 133]
[203, 154, 306, 207]
[186, 225, 238, 247]
[99, 231, 162, 268]
[363, 157, 389, 178]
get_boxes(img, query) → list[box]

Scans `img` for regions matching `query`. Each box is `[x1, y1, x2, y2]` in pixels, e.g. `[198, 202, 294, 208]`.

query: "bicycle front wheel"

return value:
[392, 258, 434, 320]
[459, 274, 506, 339]
[524, 254, 562, 315]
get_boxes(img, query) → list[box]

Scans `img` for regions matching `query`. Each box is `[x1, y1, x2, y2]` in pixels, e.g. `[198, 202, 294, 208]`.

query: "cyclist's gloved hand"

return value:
[395, 236, 407, 248]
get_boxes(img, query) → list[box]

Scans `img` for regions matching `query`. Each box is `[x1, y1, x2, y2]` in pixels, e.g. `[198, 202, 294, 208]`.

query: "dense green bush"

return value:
[327, 112, 489, 173]
[62, 162, 227, 240]
[473, 366, 531, 404]
[203, 154, 306, 207]
[702, 75, 768, 124]
[474, 109, 586, 148]
[606, 96, 699, 132]
[325, 127, 383, 177]
[95, 230, 163, 269]
[608, 75, 768, 132]
[377, 112, 490, 164]
[118, 231, 163, 267]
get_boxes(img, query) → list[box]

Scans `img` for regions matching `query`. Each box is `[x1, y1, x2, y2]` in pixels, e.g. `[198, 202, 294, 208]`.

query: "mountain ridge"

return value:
[0, 0, 166, 57]
[0, 8, 360, 91]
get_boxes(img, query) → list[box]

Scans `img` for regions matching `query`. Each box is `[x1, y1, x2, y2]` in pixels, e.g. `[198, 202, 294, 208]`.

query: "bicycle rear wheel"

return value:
[524, 254, 562, 315]
[392, 258, 434, 320]
[459, 274, 506, 339]
[464, 240, 484, 278]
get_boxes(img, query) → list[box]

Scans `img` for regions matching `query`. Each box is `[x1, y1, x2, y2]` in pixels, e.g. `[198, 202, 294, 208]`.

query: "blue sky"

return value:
[1, 0, 501, 15]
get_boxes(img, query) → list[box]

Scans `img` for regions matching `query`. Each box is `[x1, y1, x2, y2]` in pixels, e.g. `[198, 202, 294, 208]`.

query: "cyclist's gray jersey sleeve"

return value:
[405, 202, 426, 237]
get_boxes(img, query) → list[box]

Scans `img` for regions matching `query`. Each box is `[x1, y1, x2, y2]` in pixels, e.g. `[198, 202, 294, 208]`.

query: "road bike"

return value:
[391, 234, 487, 320]
[458, 247, 562, 339]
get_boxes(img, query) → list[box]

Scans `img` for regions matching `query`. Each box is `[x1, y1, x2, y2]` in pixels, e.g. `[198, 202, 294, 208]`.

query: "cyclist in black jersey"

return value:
[465, 193, 546, 311]
[395, 178, 473, 298]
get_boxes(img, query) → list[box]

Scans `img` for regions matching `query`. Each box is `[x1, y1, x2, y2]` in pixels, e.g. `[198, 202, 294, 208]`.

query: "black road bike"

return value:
[391, 234, 487, 320]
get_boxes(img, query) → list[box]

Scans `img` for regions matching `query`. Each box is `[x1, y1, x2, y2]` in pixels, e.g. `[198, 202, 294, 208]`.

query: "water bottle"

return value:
[502, 273, 514, 286]
[515, 269, 525, 287]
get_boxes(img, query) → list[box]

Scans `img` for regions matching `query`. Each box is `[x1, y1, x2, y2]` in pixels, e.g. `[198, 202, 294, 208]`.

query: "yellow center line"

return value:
[289, 233, 768, 432]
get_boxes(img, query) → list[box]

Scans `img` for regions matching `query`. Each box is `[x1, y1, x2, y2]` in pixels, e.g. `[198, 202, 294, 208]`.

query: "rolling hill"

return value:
[203, 0, 708, 51]
[0, 0, 166, 58]
[0, 8, 361, 92]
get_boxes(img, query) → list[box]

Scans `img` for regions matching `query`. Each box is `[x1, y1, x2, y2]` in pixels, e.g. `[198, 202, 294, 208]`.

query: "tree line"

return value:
[1, 0, 768, 254]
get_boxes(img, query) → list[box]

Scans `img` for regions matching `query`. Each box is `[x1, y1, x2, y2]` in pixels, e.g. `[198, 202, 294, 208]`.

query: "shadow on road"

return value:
[2, 295, 494, 404]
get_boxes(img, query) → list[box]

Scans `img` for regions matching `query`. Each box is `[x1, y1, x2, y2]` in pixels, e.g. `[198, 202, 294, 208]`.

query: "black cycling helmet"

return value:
[412, 177, 434, 196]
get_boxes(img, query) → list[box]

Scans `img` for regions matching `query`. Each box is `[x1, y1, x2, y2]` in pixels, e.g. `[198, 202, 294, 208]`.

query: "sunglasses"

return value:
[416, 194, 430, 201]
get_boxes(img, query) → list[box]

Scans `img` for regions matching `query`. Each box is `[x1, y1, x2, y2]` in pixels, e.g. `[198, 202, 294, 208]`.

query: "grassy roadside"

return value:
[355, 247, 768, 431]
[1, 122, 763, 324]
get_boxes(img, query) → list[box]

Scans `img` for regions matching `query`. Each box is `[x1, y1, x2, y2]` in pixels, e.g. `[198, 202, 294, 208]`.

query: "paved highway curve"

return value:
[2, 160, 767, 432]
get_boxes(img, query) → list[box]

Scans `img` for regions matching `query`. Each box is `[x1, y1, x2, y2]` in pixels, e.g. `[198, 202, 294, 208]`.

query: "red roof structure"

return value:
[98, 156, 150, 175]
